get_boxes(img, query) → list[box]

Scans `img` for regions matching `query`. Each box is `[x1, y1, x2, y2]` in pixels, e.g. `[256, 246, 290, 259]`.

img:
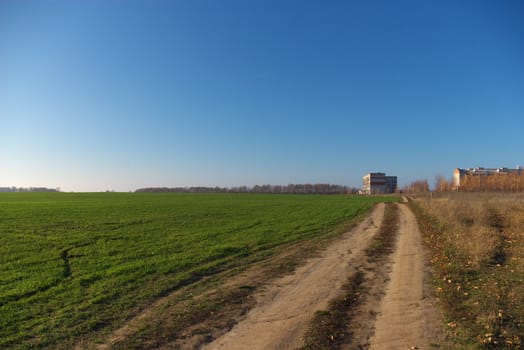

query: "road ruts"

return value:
[203, 204, 385, 350]
[369, 203, 441, 350]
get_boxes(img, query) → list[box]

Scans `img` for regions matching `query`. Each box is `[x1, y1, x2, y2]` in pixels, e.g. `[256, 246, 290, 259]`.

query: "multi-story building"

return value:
[362, 172, 397, 195]
[453, 166, 523, 189]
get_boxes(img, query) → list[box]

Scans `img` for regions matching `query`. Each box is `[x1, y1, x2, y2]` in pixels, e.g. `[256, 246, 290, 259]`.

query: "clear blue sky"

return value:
[1, 0, 523, 192]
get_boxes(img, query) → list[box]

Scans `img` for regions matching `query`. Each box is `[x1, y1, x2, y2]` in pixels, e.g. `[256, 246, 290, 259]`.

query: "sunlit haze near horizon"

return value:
[2, 1, 523, 192]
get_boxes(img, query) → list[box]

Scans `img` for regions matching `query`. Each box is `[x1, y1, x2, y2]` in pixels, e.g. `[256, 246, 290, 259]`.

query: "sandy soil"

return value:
[368, 204, 442, 349]
[202, 203, 385, 350]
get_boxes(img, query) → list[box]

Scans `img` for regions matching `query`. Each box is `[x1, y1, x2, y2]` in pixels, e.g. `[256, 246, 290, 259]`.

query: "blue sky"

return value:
[1, 0, 523, 191]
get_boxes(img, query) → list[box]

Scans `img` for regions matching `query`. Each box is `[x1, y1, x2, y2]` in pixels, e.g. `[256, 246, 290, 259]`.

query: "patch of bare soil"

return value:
[366, 204, 443, 349]
[202, 204, 385, 350]
[298, 202, 398, 349]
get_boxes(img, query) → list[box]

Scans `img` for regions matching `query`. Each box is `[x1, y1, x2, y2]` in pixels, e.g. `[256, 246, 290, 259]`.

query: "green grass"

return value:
[0, 192, 397, 349]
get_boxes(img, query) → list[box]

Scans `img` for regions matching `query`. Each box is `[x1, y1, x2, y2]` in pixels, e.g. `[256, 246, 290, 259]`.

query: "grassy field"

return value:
[0, 192, 395, 349]
[410, 193, 524, 349]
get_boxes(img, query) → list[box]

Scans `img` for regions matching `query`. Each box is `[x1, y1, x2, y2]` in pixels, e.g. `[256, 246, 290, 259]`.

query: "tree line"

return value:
[135, 183, 358, 195]
[454, 173, 524, 192]
[0, 187, 59, 192]
[401, 180, 430, 193]
[403, 173, 524, 193]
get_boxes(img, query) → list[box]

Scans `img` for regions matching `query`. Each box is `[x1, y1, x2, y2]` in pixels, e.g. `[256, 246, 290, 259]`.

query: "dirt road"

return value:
[203, 204, 385, 350]
[204, 203, 442, 350]
[368, 204, 442, 349]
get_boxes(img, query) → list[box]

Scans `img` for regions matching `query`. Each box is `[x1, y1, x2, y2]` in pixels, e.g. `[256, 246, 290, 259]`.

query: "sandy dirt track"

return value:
[368, 204, 442, 349]
[203, 204, 385, 350]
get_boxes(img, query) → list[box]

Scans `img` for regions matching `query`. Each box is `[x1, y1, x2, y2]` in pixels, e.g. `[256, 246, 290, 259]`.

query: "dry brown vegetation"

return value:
[402, 179, 430, 193]
[459, 174, 524, 192]
[410, 193, 524, 349]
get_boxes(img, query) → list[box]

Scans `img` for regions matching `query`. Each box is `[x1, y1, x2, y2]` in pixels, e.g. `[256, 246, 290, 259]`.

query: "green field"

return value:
[0, 193, 396, 349]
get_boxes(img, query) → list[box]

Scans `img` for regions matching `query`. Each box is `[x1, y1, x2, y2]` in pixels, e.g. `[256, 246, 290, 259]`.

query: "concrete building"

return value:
[453, 166, 523, 189]
[362, 172, 397, 194]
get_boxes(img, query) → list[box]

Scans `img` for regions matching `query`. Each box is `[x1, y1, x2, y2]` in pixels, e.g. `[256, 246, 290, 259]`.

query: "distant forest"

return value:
[0, 187, 59, 192]
[136, 184, 359, 195]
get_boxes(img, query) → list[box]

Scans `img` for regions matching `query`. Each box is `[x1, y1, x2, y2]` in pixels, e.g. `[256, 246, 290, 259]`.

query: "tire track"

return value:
[368, 204, 442, 349]
[203, 204, 385, 350]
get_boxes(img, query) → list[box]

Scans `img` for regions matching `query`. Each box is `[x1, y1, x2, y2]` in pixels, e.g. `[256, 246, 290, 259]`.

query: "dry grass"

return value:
[410, 193, 524, 349]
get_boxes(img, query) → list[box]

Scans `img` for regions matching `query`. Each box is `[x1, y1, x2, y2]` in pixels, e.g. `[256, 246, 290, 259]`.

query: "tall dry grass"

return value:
[416, 193, 523, 267]
[411, 192, 524, 349]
